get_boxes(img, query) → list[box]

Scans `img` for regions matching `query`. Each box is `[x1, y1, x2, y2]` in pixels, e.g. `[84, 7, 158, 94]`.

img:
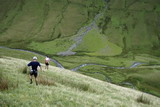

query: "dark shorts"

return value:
[45, 62, 49, 66]
[30, 70, 38, 78]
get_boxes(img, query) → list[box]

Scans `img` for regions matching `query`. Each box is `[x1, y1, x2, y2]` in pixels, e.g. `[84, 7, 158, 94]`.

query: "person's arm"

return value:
[40, 66, 43, 72]
[27, 62, 32, 73]
[27, 62, 31, 66]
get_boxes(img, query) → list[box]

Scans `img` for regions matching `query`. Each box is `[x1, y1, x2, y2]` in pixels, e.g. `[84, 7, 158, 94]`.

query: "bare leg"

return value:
[35, 77, 38, 85]
[47, 65, 49, 69]
[30, 75, 32, 84]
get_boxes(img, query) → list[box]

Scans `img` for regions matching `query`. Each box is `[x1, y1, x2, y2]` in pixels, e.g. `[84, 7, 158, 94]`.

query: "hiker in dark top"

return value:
[28, 56, 42, 85]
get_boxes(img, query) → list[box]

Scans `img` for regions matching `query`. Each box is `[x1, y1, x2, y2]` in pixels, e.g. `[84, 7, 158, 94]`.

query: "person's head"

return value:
[33, 56, 37, 61]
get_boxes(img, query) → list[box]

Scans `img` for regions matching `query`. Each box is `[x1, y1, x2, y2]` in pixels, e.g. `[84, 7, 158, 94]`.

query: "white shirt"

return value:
[45, 57, 50, 62]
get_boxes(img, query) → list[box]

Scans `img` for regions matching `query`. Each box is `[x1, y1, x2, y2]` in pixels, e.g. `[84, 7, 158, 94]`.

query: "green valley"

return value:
[0, 0, 160, 106]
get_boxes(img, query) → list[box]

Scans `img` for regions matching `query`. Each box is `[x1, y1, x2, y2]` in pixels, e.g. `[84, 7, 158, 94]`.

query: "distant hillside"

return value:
[0, 0, 105, 46]
[99, 0, 160, 55]
[0, 56, 160, 106]
[0, 0, 160, 56]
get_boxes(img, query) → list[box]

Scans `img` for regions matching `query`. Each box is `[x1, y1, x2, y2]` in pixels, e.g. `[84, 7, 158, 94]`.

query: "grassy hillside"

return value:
[0, 0, 105, 47]
[26, 0, 160, 56]
[0, 0, 159, 57]
[98, 0, 160, 55]
[0, 56, 160, 106]
[1, 48, 160, 97]
[28, 29, 122, 56]
[1, 0, 160, 104]
[53, 52, 160, 97]
[73, 29, 122, 56]
[78, 65, 160, 97]
[1, 0, 159, 56]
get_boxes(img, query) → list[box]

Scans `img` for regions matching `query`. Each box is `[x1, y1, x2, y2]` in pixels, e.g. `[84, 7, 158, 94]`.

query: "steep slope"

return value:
[26, 0, 160, 56]
[0, 0, 105, 47]
[0, 56, 160, 106]
[98, 0, 160, 55]
[1, 46, 160, 98]
[1, 0, 160, 101]
[1, 0, 160, 56]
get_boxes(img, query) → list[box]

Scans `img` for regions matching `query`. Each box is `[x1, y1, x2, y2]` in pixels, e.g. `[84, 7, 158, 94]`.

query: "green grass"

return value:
[53, 55, 133, 69]
[28, 37, 74, 54]
[79, 66, 160, 97]
[0, 0, 160, 106]
[1, 0, 160, 57]
[28, 27, 124, 63]
[1, 47, 160, 97]
[53, 52, 154, 69]
[0, 56, 160, 106]
[0, 0, 105, 47]
[0, 48, 56, 66]
[0, 0, 160, 55]
[100, 0, 160, 55]
[127, 69, 160, 97]
[74, 29, 122, 56]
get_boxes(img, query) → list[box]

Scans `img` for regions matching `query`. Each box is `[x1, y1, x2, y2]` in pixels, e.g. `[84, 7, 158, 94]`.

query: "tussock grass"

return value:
[64, 81, 96, 93]
[38, 75, 55, 86]
[21, 66, 28, 74]
[0, 73, 18, 91]
[0, 73, 9, 91]
[48, 72, 97, 93]
[137, 94, 151, 105]
[77, 83, 90, 91]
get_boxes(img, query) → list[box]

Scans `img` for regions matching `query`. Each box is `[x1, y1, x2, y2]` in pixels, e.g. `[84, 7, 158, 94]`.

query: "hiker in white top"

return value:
[45, 56, 50, 69]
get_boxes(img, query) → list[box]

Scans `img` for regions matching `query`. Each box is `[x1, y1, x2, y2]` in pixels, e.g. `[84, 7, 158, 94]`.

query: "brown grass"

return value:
[0, 72, 9, 91]
[137, 94, 151, 105]
[0, 73, 18, 91]
[21, 66, 28, 74]
[0, 78, 9, 91]
[38, 75, 55, 86]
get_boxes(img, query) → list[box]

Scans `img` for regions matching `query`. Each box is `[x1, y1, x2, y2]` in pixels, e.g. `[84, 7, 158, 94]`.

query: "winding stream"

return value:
[71, 62, 145, 71]
[0, 46, 64, 69]
[0, 46, 145, 70]
[0, 46, 145, 89]
[71, 62, 145, 89]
